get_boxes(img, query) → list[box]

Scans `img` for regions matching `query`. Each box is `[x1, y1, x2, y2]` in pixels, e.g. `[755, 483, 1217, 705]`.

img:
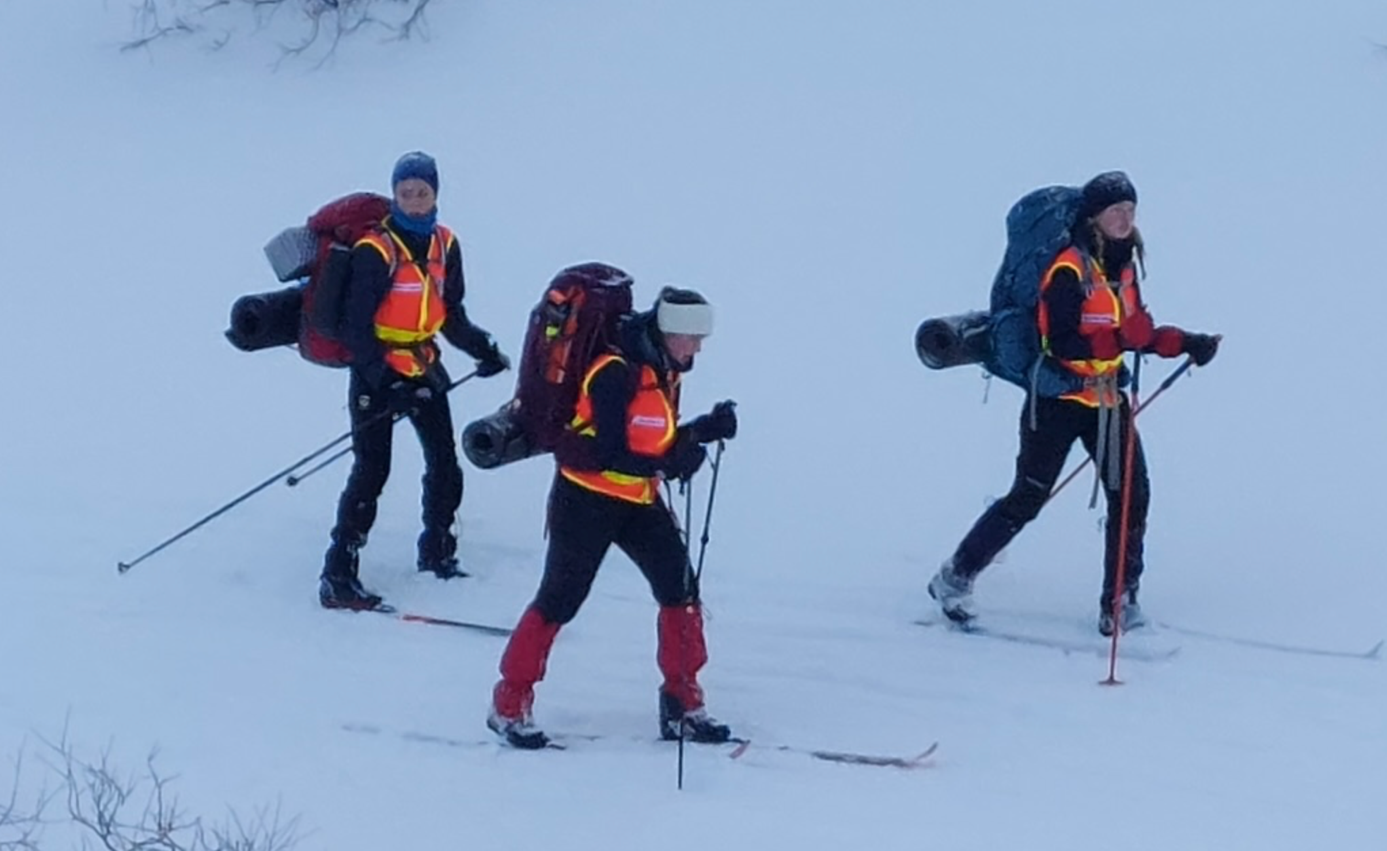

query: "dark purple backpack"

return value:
[514, 262, 634, 453]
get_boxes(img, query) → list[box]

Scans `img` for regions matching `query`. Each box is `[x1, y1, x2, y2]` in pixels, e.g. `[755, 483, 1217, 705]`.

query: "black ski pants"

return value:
[532, 475, 695, 625]
[329, 369, 462, 556]
[951, 394, 1149, 604]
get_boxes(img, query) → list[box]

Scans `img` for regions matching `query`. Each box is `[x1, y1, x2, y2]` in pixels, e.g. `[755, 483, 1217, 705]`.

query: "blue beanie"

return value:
[392, 151, 439, 192]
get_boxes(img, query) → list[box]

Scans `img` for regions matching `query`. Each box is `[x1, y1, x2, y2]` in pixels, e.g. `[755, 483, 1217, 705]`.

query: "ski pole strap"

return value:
[1088, 374, 1122, 509]
[1027, 356, 1044, 431]
[682, 480, 694, 597]
[683, 479, 693, 551]
[662, 480, 680, 538]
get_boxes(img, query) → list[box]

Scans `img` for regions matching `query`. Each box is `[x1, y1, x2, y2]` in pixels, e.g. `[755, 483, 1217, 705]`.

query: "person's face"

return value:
[1095, 201, 1136, 240]
[663, 333, 705, 370]
[394, 178, 437, 216]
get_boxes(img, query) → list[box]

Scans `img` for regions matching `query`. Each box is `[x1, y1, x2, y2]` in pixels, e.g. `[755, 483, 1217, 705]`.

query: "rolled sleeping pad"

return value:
[915, 310, 992, 370]
[225, 286, 303, 352]
[462, 403, 545, 470]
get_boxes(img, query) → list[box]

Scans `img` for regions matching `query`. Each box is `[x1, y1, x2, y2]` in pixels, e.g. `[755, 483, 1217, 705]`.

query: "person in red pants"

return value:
[487, 285, 738, 749]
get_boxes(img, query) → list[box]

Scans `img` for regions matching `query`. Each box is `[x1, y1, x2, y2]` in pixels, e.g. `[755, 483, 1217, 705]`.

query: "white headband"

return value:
[657, 300, 714, 337]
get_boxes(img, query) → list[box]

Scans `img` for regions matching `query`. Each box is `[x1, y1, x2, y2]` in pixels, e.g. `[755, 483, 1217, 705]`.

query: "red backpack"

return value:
[514, 262, 635, 454]
[262, 192, 393, 367]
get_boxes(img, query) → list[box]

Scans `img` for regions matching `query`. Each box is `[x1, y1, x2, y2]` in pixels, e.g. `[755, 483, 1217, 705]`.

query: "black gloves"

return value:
[475, 340, 511, 378]
[1182, 333, 1220, 367]
[664, 400, 737, 481]
[662, 432, 708, 483]
[685, 400, 738, 444]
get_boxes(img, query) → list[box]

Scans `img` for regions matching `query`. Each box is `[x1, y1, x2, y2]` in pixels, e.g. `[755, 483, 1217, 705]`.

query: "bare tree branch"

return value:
[0, 744, 49, 851]
[121, 0, 199, 53]
[13, 725, 301, 851]
[50, 738, 197, 851]
[197, 802, 301, 851]
[122, 0, 435, 62]
[394, 0, 432, 40]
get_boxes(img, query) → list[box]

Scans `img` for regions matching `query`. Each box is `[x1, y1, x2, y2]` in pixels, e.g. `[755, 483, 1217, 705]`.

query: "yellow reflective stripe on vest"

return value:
[571, 353, 626, 434]
[559, 467, 658, 505]
[385, 229, 433, 334]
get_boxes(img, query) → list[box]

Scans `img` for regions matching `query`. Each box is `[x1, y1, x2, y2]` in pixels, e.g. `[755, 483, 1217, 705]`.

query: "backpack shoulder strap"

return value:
[581, 352, 628, 393]
[355, 232, 395, 268]
[384, 232, 399, 276]
[357, 224, 404, 277]
[435, 224, 456, 254]
[1041, 245, 1094, 293]
[430, 225, 453, 294]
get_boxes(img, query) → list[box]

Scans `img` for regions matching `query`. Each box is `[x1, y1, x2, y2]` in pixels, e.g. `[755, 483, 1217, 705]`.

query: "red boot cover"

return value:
[493, 607, 560, 718]
[657, 604, 708, 711]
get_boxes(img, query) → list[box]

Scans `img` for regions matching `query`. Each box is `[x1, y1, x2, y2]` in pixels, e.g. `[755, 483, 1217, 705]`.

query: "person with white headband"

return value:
[487, 284, 739, 750]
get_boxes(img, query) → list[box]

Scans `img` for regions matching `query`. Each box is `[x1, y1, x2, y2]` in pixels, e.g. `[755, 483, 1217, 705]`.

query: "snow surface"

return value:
[2, 2, 1385, 849]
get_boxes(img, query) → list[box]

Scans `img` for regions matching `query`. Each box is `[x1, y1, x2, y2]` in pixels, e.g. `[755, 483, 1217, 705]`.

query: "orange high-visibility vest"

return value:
[1037, 246, 1140, 407]
[356, 224, 455, 378]
[560, 353, 680, 505]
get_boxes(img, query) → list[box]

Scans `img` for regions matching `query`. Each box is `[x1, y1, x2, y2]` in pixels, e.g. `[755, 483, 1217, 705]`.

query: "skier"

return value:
[929, 171, 1220, 636]
[318, 151, 511, 612]
[487, 286, 738, 749]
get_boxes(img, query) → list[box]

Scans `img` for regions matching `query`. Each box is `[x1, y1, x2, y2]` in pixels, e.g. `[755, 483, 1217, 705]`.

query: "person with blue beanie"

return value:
[319, 151, 511, 611]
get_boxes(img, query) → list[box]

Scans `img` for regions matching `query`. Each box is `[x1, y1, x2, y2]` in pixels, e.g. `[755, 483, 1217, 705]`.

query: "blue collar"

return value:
[389, 201, 437, 235]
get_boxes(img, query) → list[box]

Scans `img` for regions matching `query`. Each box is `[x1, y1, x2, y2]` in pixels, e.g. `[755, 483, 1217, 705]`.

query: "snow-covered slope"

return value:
[1, 2, 1383, 849]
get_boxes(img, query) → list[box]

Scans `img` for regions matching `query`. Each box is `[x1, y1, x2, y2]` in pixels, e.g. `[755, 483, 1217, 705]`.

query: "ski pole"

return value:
[693, 440, 726, 587]
[116, 371, 476, 574]
[676, 440, 727, 792]
[287, 369, 479, 486]
[1103, 357, 1143, 685]
[676, 478, 694, 791]
[1046, 357, 1194, 506]
[674, 479, 690, 792]
[682, 480, 694, 555]
[281, 371, 482, 490]
[286, 445, 354, 486]
[116, 411, 391, 574]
